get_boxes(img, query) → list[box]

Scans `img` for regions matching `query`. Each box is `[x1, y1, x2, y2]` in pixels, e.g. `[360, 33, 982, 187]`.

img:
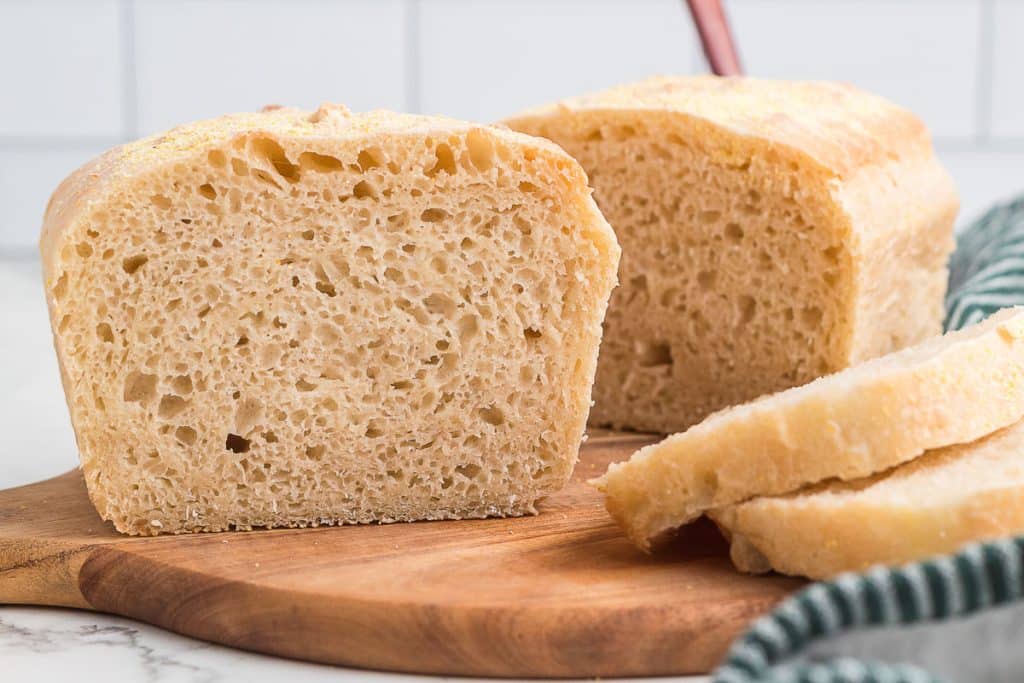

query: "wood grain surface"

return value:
[0, 431, 804, 678]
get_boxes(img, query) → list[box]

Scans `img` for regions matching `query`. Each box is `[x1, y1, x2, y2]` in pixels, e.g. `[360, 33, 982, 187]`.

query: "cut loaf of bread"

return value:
[41, 104, 620, 535]
[594, 307, 1024, 550]
[711, 418, 1024, 579]
[506, 76, 958, 433]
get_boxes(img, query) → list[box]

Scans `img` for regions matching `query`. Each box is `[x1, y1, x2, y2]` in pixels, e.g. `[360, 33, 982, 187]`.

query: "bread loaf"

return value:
[593, 307, 1024, 550]
[711, 418, 1024, 579]
[41, 104, 620, 535]
[505, 76, 958, 433]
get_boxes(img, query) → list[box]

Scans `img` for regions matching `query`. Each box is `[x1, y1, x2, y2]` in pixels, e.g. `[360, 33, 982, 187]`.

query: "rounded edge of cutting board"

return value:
[1, 433, 804, 678]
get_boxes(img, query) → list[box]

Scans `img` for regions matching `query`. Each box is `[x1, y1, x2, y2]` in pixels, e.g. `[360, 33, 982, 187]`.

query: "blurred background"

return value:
[0, 0, 1022, 485]
[3, 0, 1023, 251]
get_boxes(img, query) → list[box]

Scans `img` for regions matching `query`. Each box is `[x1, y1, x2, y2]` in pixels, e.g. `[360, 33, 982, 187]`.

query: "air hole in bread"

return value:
[96, 323, 114, 343]
[457, 315, 478, 342]
[198, 183, 217, 200]
[456, 463, 482, 479]
[157, 394, 188, 419]
[207, 149, 227, 168]
[123, 371, 157, 404]
[421, 208, 447, 223]
[479, 405, 505, 426]
[697, 270, 716, 290]
[739, 296, 757, 326]
[465, 129, 495, 172]
[225, 433, 250, 453]
[315, 280, 337, 297]
[295, 379, 317, 392]
[801, 306, 823, 329]
[250, 136, 300, 183]
[636, 341, 672, 368]
[423, 293, 456, 318]
[353, 180, 377, 199]
[299, 151, 344, 173]
[355, 147, 384, 172]
[174, 426, 197, 445]
[122, 254, 149, 274]
[426, 143, 457, 177]
[170, 375, 192, 394]
[628, 274, 648, 299]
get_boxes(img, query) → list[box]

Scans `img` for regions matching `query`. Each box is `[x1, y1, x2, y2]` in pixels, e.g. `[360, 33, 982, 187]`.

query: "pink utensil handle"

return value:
[686, 0, 743, 76]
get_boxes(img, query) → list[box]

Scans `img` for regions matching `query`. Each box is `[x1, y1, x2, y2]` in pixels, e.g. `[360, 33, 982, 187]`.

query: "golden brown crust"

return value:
[507, 75, 933, 180]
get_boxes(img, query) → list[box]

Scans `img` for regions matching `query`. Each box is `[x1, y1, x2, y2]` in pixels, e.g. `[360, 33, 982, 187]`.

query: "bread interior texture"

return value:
[47, 116, 615, 534]
[531, 113, 852, 431]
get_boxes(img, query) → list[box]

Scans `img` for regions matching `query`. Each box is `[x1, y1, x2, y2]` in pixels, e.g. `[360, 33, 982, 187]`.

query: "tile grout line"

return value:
[975, 0, 995, 144]
[404, 0, 422, 114]
[119, 0, 139, 142]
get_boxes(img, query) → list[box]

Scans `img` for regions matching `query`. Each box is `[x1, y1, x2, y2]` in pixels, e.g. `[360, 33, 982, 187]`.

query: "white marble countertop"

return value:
[0, 257, 708, 682]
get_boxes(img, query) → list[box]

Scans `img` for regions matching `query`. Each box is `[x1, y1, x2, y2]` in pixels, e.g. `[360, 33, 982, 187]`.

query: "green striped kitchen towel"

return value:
[712, 196, 1024, 683]
[946, 195, 1024, 332]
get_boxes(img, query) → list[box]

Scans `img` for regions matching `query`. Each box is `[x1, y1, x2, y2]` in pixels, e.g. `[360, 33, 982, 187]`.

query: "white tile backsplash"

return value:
[0, 145, 109, 248]
[0, 0, 124, 137]
[730, 0, 981, 140]
[134, 0, 408, 136]
[0, 0, 1021, 248]
[991, 0, 1024, 139]
[419, 0, 700, 123]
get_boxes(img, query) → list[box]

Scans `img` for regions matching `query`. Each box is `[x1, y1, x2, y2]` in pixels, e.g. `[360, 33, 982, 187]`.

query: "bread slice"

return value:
[41, 104, 620, 535]
[505, 76, 958, 433]
[711, 418, 1024, 579]
[593, 307, 1024, 550]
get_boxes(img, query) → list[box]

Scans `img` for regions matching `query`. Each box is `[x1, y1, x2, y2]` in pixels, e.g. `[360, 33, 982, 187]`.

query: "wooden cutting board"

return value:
[0, 431, 804, 678]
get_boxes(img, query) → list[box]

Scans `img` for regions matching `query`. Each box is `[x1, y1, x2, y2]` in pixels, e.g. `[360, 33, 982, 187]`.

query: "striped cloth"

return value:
[946, 195, 1024, 331]
[712, 196, 1024, 683]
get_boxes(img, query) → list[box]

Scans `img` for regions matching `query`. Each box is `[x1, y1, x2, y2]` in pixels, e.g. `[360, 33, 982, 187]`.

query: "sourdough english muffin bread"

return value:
[41, 104, 620, 535]
[593, 307, 1024, 550]
[505, 76, 959, 433]
[711, 418, 1024, 580]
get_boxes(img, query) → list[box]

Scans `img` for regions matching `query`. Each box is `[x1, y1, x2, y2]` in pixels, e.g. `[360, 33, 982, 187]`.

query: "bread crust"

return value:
[507, 75, 935, 182]
[711, 418, 1024, 579]
[593, 307, 1024, 549]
